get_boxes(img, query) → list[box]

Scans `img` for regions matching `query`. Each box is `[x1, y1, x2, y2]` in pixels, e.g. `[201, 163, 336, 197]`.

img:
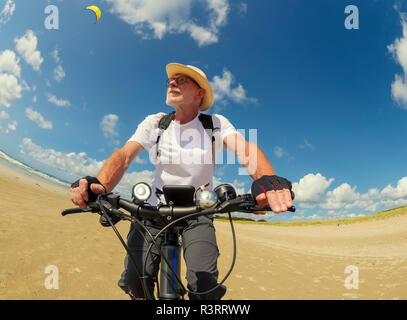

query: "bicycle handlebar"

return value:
[62, 191, 296, 224]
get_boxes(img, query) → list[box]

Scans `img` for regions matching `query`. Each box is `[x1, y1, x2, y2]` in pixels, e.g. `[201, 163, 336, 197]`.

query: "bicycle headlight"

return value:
[132, 182, 151, 202]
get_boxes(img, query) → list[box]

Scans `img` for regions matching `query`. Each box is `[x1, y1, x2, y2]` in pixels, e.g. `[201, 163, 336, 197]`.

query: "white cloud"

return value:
[134, 156, 146, 164]
[379, 198, 407, 208]
[360, 188, 380, 200]
[47, 93, 70, 107]
[307, 214, 323, 221]
[308, 176, 407, 215]
[211, 69, 257, 106]
[207, 0, 228, 28]
[292, 173, 334, 203]
[388, 13, 407, 108]
[51, 47, 61, 63]
[327, 181, 405, 214]
[14, 30, 44, 71]
[183, 23, 218, 47]
[7, 120, 17, 131]
[390, 75, 407, 107]
[0, 50, 23, 108]
[101, 114, 120, 146]
[291, 172, 407, 218]
[343, 199, 377, 212]
[362, 202, 380, 213]
[105, 0, 229, 46]
[25, 107, 53, 129]
[380, 177, 407, 200]
[298, 139, 314, 150]
[327, 183, 360, 203]
[274, 146, 292, 160]
[0, 110, 9, 120]
[54, 65, 65, 82]
[213, 176, 246, 195]
[320, 183, 360, 210]
[0, 0, 15, 25]
[20, 80, 29, 91]
[51, 46, 66, 82]
[0, 72, 22, 107]
[114, 170, 155, 197]
[238, 2, 248, 15]
[0, 49, 21, 78]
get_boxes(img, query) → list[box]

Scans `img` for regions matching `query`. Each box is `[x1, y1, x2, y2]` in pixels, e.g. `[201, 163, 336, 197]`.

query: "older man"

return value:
[70, 63, 293, 299]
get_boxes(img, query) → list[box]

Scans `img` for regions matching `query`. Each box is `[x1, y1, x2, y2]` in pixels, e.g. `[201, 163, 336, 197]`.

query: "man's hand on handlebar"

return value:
[251, 175, 294, 214]
[70, 176, 106, 208]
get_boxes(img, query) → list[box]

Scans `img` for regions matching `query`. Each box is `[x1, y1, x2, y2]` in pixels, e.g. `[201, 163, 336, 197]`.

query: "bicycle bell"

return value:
[132, 182, 151, 202]
[197, 189, 218, 209]
[214, 184, 237, 203]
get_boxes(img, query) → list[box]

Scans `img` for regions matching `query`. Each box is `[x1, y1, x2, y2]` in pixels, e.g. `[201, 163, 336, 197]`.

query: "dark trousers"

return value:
[117, 215, 226, 300]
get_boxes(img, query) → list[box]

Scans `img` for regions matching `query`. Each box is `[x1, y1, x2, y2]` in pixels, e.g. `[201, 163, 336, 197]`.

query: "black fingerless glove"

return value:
[71, 176, 106, 204]
[251, 175, 295, 204]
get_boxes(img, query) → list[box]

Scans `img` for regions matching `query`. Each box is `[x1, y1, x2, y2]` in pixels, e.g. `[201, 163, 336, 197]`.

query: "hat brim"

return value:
[166, 63, 214, 111]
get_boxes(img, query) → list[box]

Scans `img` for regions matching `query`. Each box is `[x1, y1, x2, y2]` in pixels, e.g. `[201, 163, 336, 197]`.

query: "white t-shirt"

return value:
[128, 112, 238, 205]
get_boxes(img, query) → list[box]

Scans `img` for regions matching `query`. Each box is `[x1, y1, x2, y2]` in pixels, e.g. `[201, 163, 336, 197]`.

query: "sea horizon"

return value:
[0, 149, 71, 190]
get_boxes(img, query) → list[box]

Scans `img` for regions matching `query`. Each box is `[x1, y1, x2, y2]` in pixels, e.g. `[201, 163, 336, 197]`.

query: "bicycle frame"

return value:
[159, 228, 183, 300]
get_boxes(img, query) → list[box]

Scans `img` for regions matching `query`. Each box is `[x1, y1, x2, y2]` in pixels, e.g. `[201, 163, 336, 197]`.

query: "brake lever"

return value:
[61, 207, 93, 216]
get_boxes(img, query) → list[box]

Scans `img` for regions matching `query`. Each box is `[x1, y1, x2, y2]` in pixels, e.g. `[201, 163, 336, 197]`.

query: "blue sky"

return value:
[1, 0, 407, 221]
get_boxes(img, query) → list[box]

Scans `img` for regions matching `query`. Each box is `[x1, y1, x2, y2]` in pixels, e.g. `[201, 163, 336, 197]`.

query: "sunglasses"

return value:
[166, 75, 201, 88]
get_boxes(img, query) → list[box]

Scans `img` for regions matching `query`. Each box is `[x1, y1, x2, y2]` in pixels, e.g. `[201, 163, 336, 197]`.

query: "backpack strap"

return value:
[155, 111, 175, 158]
[198, 113, 214, 131]
[158, 111, 176, 130]
[198, 113, 219, 171]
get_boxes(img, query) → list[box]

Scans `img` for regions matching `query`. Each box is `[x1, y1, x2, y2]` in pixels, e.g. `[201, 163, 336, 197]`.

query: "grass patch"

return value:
[214, 204, 407, 226]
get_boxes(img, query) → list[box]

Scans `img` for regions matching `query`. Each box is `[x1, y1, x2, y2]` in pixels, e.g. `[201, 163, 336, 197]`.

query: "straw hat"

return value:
[166, 63, 214, 111]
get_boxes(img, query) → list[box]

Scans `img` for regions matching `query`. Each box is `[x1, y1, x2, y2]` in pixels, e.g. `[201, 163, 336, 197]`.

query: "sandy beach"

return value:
[1, 161, 406, 300]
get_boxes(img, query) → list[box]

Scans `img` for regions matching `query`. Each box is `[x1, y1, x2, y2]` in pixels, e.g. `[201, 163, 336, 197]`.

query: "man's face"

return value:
[166, 74, 204, 108]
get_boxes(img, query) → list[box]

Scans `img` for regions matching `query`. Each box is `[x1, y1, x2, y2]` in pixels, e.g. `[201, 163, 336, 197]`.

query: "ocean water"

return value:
[0, 150, 71, 190]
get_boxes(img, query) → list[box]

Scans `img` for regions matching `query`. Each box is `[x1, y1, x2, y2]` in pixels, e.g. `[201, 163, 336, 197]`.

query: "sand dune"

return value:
[1, 162, 406, 300]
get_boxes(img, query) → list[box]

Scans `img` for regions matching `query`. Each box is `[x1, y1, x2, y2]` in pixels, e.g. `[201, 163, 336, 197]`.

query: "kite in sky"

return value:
[85, 6, 101, 23]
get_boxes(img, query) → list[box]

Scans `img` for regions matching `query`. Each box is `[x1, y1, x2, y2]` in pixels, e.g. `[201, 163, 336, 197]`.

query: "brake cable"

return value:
[96, 195, 187, 299]
[143, 209, 237, 298]
[135, 218, 188, 299]
[96, 197, 152, 300]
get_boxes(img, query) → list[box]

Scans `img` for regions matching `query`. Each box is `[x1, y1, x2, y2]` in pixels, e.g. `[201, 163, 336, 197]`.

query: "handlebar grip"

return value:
[288, 205, 296, 212]
[254, 205, 296, 213]
[61, 208, 92, 216]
